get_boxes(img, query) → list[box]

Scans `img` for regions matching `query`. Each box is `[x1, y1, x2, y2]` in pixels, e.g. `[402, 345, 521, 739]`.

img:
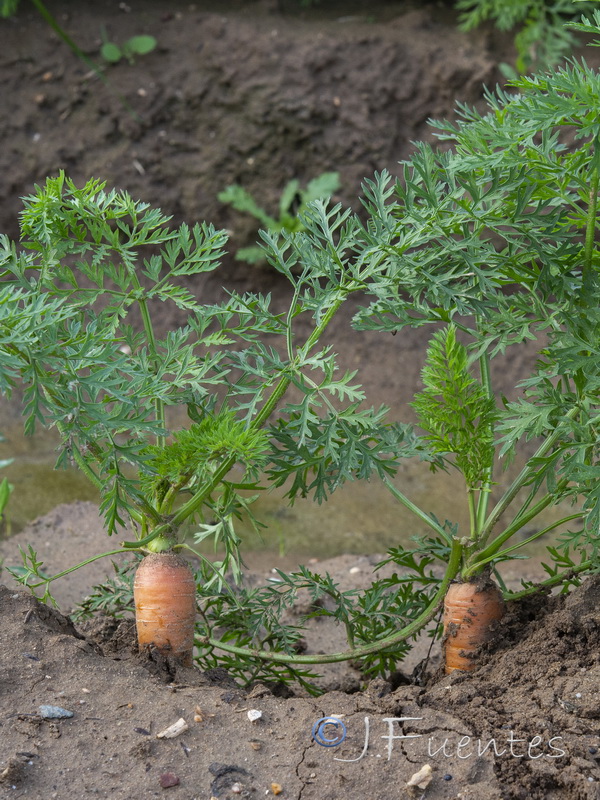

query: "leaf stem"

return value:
[479, 406, 579, 545]
[467, 487, 478, 541]
[135, 292, 166, 449]
[382, 476, 453, 545]
[464, 511, 582, 577]
[8, 548, 129, 589]
[197, 537, 462, 665]
[146, 287, 353, 541]
[582, 155, 599, 298]
[503, 559, 593, 601]
[475, 339, 494, 532]
[467, 479, 570, 575]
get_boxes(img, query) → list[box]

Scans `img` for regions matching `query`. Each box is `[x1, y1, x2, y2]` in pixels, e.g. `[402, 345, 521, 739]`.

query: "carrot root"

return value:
[133, 552, 197, 666]
[443, 579, 504, 674]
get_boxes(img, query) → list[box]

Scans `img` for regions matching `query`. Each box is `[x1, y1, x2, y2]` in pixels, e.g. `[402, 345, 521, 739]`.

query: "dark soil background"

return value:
[1, 2, 599, 799]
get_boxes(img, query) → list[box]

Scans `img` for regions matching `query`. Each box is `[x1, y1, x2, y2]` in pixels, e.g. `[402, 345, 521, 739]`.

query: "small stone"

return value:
[349, 566, 361, 574]
[406, 764, 432, 790]
[443, 774, 453, 781]
[231, 783, 242, 794]
[156, 718, 188, 739]
[271, 783, 283, 795]
[159, 772, 180, 788]
[39, 705, 74, 720]
[247, 709, 262, 723]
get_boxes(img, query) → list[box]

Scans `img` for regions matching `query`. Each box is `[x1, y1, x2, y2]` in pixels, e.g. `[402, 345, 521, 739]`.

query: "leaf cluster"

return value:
[411, 325, 497, 488]
[141, 411, 269, 509]
[455, 0, 598, 73]
[8, 12, 600, 675]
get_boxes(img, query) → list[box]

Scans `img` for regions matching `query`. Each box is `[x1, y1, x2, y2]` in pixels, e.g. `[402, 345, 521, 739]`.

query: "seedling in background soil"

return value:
[100, 27, 157, 65]
[2, 10, 600, 690]
[456, 0, 598, 75]
[218, 172, 340, 264]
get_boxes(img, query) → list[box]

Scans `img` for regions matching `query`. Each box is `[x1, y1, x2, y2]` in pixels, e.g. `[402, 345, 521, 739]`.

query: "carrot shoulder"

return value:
[133, 552, 197, 666]
[443, 579, 504, 674]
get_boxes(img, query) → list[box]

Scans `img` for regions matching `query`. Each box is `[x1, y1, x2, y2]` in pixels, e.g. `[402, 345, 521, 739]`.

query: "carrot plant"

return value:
[199, 10, 600, 678]
[3, 10, 600, 686]
[0, 171, 406, 670]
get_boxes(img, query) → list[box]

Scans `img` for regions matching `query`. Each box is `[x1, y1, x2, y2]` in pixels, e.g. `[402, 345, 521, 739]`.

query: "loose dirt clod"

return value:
[0, 757, 26, 786]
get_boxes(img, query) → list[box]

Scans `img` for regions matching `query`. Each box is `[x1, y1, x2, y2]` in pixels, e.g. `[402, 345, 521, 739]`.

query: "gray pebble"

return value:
[38, 705, 74, 719]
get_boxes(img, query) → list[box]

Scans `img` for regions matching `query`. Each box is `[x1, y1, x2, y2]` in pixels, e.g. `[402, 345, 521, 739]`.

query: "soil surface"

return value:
[2, 2, 600, 799]
[0, 503, 599, 800]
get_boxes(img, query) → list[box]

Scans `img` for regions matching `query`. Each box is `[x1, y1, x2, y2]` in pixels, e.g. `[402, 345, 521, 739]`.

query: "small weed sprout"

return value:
[100, 29, 157, 65]
[218, 173, 340, 264]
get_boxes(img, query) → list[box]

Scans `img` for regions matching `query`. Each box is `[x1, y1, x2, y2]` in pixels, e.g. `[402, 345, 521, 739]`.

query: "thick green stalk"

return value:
[135, 291, 166, 449]
[466, 479, 570, 575]
[463, 511, 583, 577]
[504, 559, 593, 601]
[382, 477, 453, 545]
[475, 341, 494, 533]
[467, 487, 478, 541]
[199, 537, 462, 665]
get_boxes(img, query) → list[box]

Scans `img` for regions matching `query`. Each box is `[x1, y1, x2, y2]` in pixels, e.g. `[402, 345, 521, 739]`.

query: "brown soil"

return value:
[1, 2, 599, 799]
[0, 503, 599, 800]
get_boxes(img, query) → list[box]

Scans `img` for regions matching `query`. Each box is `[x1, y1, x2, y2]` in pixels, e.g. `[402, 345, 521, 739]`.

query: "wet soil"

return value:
[1, 2, 599, 798]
